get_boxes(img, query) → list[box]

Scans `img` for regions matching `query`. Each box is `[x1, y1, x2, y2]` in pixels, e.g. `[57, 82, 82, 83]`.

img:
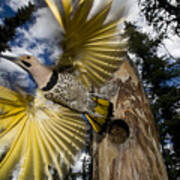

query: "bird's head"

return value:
[0, 54, 53, 89]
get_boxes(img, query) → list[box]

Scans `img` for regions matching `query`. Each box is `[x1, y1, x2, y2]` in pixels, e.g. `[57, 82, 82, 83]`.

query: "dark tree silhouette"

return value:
[138, 0, 180, 37]
[0, 2, 35, 52]
[125, 22, 180, 179]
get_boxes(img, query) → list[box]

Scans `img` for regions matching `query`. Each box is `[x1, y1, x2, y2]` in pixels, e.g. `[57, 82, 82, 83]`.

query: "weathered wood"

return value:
[92, 60, 168, 180]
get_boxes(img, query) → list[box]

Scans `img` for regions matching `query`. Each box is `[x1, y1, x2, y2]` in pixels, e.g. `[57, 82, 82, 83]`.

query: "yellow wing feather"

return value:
[0, 86, 87, 180]
[45, 0, 127, 89]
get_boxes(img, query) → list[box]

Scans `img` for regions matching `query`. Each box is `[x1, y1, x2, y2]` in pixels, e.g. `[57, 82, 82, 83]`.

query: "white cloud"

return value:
[72, 152, 90, 173]
[0, 6, 62, 66]
[0, 6, 3, 12]
[126, 0, 139, 21]
[1, 0, 179, 176]
[0, 57, 24, 73]
[163, 36, 180, 58]
[29, 7, 61, 40]
[13, 7, 60, 42]
[0, 58, 31, 90]
[0, 7, 3, 24]
[88, 0, 108, 19]
[3, 0, 140, 63]
[88, 0, 131, 23]
[7, 0, 35, 11]
[9, 46, 32, 56]
[125, 0, 180, 59]
[2, 0, 179, 72]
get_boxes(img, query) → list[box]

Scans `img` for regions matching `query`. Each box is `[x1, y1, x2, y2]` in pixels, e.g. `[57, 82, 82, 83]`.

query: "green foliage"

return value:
[138, 0, 180, 37]
[0, 2, 35, 52]
[124, 22, 180, 179]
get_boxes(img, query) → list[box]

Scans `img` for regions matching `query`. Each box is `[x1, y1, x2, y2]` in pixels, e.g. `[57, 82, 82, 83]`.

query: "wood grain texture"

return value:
[92, 60, 168, 180]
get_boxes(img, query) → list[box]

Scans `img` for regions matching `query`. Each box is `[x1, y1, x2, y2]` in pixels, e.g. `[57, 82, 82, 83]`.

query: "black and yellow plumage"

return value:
[0, 0, 127, 179]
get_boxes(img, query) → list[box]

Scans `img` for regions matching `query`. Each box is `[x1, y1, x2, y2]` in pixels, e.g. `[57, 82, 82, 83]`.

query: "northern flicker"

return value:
[0, 0, 127, 179]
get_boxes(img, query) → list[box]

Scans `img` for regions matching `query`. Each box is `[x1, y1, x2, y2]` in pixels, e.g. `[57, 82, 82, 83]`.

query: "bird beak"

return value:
[0, 54, 20, 63]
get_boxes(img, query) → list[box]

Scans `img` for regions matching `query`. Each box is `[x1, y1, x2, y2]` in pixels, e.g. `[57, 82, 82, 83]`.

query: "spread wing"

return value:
[0, 86, 87, 180]
[46, 0, 127, 89]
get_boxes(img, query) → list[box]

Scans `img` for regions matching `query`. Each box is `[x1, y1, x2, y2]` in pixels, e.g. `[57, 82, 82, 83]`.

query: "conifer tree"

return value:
[0, 2, 35, 52]
[138, 0, 180, 37]
[124, 22, 180, 179]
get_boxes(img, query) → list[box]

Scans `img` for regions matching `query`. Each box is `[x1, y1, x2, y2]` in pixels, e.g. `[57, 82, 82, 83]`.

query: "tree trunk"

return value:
[92, 60, 168, 180]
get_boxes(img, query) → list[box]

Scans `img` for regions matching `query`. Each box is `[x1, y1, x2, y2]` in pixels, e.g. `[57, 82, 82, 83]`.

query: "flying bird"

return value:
[0, 0, 127, 179]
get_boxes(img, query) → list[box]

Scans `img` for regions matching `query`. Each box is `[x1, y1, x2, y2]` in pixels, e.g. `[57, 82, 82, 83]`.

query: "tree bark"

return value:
[92, 60, 168, 180]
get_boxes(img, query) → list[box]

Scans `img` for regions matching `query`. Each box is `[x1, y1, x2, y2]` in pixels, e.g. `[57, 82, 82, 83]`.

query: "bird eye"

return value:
[22, 60, 31, 67]
[26, 56, 31, 59]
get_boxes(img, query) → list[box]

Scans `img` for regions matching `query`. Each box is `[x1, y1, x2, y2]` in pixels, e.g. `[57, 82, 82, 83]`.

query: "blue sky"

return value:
[0, 0, 179, 176]
[0, 0, 179, 59]
[0, 0, 62, 91]
[0, 0, 179, 92]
